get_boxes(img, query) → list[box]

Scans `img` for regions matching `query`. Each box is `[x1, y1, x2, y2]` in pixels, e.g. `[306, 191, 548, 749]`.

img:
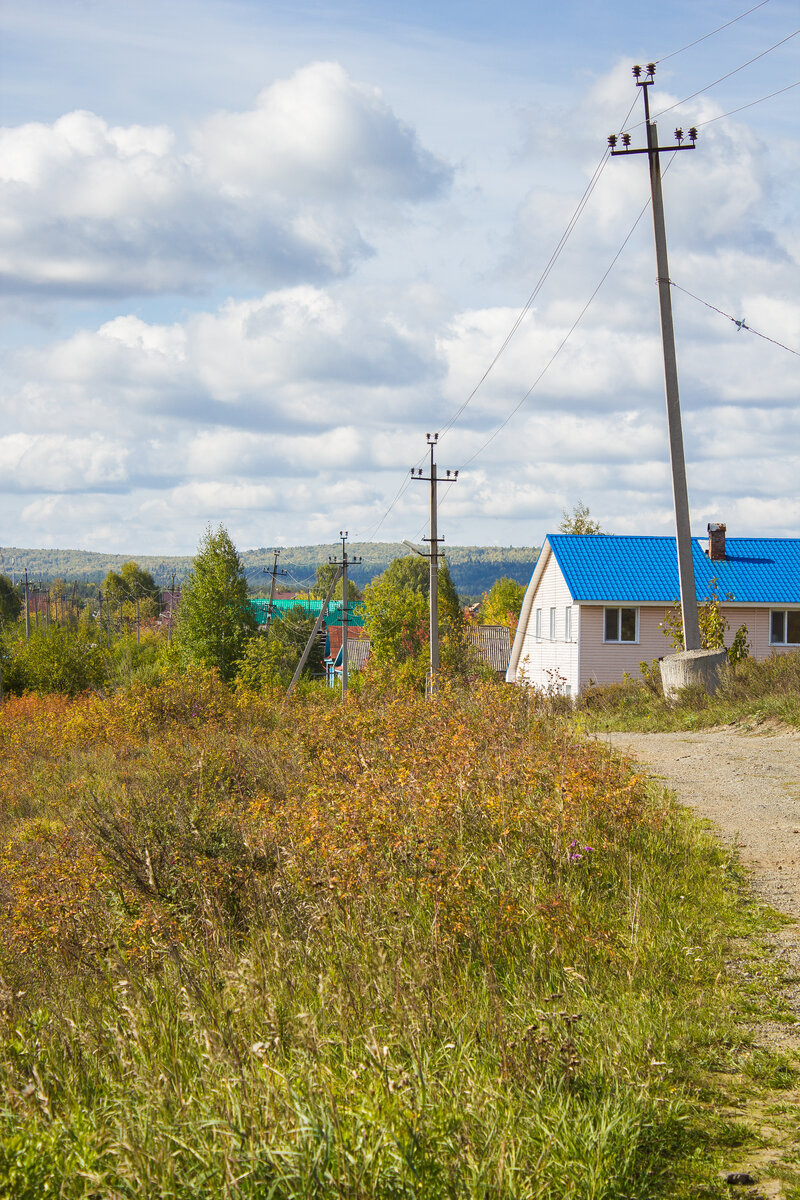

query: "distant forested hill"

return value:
[1, 543, 537, 598]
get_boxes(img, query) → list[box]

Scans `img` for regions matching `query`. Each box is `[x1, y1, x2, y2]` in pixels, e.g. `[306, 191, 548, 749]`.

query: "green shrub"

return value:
[2, 626, 109, 696]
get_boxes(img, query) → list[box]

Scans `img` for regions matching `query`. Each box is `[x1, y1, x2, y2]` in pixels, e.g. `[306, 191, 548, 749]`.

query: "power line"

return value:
[360, 471, 415, 540]
[655, 0, 774, 64]
[695, 78, 800, 126]
[356, 97, 641, 543]
[356, 92, 643, 542]
[649, 28, 800, 122]
[454, 193, 655, 473]
[670, 280, 800, 357]
[437, 145, 616, 439]
[443, 151, 681, 483]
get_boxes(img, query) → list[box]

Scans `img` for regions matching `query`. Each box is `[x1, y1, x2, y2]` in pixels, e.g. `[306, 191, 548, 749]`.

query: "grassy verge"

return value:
[577, 649, 800, 732]
[0, 674, 793, 1197]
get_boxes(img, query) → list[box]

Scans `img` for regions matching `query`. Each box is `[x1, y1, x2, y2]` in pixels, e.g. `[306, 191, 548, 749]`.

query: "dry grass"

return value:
[0, 671, 783, 1197]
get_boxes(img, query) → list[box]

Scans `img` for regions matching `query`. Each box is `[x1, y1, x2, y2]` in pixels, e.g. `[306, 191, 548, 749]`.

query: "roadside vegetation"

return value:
[1, 526, 798, 1195]
[578, 650, 800, 732]
[0, 673, 789, 1198]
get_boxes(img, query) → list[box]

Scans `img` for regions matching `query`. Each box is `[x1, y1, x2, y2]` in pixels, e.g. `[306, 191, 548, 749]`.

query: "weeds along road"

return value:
[603, 728, 800, 1195]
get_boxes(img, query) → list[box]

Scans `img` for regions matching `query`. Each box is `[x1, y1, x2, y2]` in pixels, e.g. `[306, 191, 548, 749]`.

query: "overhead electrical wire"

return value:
[655, 0, 774, 64]
[436, 143, 617, 439]
[358, 15, 796, 543]
[643, 28, 800, 125]
[359, 94, 639, 542]
[454, 194, 654, 474]
[669, 280, 800, 357]
[695, 78, 800, 125]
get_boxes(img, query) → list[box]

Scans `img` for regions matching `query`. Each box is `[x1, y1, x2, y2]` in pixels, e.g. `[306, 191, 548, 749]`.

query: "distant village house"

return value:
[507, 526, 800, 694]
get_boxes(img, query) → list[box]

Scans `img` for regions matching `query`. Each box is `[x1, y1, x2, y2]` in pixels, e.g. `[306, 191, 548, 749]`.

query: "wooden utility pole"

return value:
[168, 573, 175, 643]
[411, 434, 458, 696]
[609, 63, 701, 651]
[328, 533, 361, 702]
[23, 570, 30, 640]
[264, 549, 287, 636]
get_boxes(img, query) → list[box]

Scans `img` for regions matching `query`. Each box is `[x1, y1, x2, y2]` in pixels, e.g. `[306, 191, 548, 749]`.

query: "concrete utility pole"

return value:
[411, 434, 458, 696]
[286, 566, 342, 697]
[609, 63, 701, 652]
[328, 532, 362, 702]
[168, 573, 176, 643]
[264, 549, 287, 636]
[24, 570, 30, 640]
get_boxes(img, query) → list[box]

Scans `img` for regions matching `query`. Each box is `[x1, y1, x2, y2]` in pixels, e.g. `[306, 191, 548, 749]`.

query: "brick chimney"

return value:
[707, 522, 726, 561]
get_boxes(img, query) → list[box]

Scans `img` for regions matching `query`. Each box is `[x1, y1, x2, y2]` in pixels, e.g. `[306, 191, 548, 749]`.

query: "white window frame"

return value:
[549, 607, 556, 641]
[535, 608, 542, 639]
[603, 606, 639, 644]
[564, 606, 572, 642]
[770, 609, 800, 646]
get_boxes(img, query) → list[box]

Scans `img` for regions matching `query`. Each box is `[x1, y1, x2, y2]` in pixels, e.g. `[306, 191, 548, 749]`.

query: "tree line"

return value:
[0, 525, 532, 697]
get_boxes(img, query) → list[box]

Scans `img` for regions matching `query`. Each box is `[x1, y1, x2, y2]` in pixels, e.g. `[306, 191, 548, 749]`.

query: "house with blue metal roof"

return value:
[507, 526, 800, 694]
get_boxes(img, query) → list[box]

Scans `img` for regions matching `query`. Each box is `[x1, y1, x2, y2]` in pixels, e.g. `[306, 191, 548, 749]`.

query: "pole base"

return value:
[659, 648, 727, 702]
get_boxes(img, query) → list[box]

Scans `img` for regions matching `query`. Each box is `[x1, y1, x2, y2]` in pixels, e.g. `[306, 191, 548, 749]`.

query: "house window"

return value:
[535, 608, 542, 639]
[604, 607, 638, 643]
[549, 607, 556, 640]
[565, 606, 572, 641]
[770, 610, 800, 645]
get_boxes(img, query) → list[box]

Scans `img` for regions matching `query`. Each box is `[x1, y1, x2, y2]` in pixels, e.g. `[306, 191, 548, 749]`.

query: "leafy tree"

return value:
[176, 526, 257, 681]
[480, 576, 526, 629]
[236, 635, 296, 692]
[0, 574, 21, 626]
[311, 562, 362, 604]
[104, 561, 160, 619]
[236, 608, 324, 691]
[363, 555, 466, 689]
[559, 501, 602, 535]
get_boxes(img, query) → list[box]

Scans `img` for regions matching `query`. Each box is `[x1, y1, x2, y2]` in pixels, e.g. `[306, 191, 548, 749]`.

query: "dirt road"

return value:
[605, 729, 800, 1195]
[604, 729, 800, 919]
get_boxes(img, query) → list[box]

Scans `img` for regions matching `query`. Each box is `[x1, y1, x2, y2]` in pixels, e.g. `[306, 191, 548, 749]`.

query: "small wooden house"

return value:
[507, 528, 800, 695]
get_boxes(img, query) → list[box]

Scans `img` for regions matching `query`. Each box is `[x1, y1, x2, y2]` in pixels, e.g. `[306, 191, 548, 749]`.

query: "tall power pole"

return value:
[264, 549, 287, 636]
[23, 569, 30, 640]
[411, 434, 458, 696]
[328, 532, 361, 702]
[609, 63, 701, 652]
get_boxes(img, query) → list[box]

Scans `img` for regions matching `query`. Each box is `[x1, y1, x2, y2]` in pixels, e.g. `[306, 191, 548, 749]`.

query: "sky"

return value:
[1, 0, 798, 557]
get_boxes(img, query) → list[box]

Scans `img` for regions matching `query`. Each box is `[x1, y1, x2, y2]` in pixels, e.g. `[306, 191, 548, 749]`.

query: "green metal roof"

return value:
[249, 597, 365, 626]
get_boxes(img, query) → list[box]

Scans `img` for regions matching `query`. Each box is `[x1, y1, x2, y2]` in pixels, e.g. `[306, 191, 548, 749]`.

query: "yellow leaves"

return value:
[0, 675, 660, 980]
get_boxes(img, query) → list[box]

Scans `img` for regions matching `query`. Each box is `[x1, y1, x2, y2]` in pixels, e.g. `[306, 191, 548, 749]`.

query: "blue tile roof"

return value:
[547, 534, 800, 604]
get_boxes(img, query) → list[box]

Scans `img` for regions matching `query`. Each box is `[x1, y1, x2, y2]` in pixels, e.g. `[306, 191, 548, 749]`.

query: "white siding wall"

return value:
[579, 604, 794, 689]
[515, 553, 579, 694]
[579, 606, 666, 688]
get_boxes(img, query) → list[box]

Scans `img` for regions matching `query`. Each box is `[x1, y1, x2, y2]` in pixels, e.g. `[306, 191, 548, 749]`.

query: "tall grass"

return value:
[579, 649, 800, 731]
[0, 673, 771, 1197]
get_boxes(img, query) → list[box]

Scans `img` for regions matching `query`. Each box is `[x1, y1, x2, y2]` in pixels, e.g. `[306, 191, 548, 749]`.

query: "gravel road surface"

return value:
[604, 729, 800, 919]
[604, 729, 800, 1196]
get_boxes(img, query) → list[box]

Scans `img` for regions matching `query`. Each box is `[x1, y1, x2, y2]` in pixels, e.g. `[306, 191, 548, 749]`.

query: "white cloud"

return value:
[1, 38, 798, 554]
[0, 63, 451, 298]
[0, 433, 129, 491]
[6, 285, 442, 438]
[194, 62, 448, 202]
